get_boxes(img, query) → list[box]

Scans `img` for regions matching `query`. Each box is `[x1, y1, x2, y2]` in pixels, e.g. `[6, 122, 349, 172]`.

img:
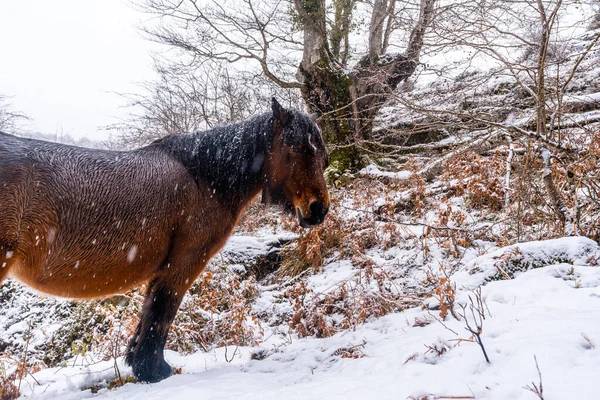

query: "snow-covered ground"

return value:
[11, 236, 599, 400]
[4, 10, 600, 400]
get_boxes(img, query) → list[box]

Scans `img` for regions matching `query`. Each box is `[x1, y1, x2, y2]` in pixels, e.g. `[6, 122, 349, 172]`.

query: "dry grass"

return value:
[442, 151, 505, 212]
[277, 183, 395, 278]
[278, 213, 346, 277]
[286, 259, 424, 338]
[170, 270, 262, 351]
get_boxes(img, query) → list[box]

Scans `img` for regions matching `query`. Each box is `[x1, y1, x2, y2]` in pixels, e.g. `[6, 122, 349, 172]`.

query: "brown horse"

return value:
[0, 98, 329, 382]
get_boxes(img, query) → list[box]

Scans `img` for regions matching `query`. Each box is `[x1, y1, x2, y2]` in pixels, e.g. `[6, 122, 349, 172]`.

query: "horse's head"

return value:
[263, 98, 330, 228]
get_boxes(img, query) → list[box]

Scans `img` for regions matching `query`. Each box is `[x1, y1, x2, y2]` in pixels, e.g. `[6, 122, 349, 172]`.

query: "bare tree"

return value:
[107, 60, 300, 147]
[426, 0, 600, 142]
[378, 0, 600, 238]
[0, 95, 28, 134]
[591, 0, 600, 29]
[137, 0, 438, 172]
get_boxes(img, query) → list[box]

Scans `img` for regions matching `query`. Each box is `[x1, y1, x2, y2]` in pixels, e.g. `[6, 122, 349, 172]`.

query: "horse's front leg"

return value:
[125, 265, 198, 383]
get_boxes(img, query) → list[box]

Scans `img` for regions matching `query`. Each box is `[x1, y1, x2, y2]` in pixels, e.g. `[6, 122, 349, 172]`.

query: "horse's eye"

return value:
[284, 114, 294, 126]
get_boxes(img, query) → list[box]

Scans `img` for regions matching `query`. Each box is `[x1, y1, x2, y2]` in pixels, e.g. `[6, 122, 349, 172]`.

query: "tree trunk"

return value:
[405, 0, 436, 61]
[294, 0, 429, 175]
[540, 147, 572, 235]
[298, 62, 361, 174]
[591, 9, 600, 30]
[295, 0, 360, 174]
[140, 0, 436, 174]
[330, 0, 355, 66]
[369, 0, 390, 63]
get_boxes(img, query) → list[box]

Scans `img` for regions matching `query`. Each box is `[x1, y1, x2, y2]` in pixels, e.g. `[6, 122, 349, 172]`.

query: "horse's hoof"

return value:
[132, 359, 174, 383]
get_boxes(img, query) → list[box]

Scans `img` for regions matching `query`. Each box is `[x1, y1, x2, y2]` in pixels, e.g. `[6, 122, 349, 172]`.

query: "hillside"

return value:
[2, 25, 600, 400]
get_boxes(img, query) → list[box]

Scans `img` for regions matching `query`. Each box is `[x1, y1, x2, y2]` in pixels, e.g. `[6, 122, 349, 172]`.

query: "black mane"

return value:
[157, 112, 274, 204]
[156, 105, 328, 210]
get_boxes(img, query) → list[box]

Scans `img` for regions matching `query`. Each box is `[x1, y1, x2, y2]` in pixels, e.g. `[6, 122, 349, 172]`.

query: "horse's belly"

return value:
[10, 232, 169, 299]
[11, 256, 156, 299]
[7, 202, 175, 298]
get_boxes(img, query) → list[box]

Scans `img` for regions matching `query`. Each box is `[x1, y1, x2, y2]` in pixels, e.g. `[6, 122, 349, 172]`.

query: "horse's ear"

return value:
[310, 113, 319, 124]
[271, 97, 290, 126]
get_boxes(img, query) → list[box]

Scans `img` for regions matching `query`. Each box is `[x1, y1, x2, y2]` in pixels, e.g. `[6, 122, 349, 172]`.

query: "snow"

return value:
[222, 233, 297, 262]
[10, 237, 599, 399]
[359, 164, 413, 180]
[454, 236, 600, 288]
[4, 6, 600, 399]
[563, 92, 600, 104]
[562, 109, 600, 125]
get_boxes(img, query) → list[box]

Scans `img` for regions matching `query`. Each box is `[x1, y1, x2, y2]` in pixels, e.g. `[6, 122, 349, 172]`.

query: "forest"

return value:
[1, 0, 600, 399]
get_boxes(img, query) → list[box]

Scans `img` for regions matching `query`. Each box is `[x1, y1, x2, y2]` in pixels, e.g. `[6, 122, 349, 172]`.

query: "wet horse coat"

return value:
[0, 99, 329, 382]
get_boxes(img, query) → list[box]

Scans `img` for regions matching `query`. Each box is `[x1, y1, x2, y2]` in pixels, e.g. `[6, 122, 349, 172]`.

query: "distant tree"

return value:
[591, 0, 600, 30]
[390, 0, 600, 237]
[0, 95, 28, 134]
[428, 0, 600, 142]
[108, 60, 300, 147]
[138, 0, 437, 173]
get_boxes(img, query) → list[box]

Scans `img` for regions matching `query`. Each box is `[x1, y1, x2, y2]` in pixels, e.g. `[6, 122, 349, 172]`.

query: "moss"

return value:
[325, 146, 365, 184]
[107, 376, 137, 390]
[492, 81, 514, 95]
[86, 376, 138, 394]
[300, 48, 368, 178]
[460, 100, 476, 110]
[38, 303, 93, 366]
[37, 302, 105, 367]
[301, 0, 321, 17]
[332, 73, 353, 99]
[483, 254, 573, 282]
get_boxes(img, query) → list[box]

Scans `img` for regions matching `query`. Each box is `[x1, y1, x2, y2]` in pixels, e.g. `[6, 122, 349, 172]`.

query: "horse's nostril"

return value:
[309, 201, 326, 219]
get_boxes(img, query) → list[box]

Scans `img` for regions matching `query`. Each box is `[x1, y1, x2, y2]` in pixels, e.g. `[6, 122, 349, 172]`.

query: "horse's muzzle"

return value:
[298, 201, 329, 228]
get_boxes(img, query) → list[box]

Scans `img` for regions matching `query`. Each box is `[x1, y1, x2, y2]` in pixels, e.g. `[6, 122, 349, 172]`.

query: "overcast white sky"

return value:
[0, 0, 157, 140]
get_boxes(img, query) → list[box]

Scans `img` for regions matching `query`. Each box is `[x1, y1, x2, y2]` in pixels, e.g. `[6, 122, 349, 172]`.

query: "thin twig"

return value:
[524, 355, 544, 399]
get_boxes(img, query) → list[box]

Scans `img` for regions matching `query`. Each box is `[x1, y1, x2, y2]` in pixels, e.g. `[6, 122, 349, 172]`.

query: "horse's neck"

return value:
[161, 115, 272, 211]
